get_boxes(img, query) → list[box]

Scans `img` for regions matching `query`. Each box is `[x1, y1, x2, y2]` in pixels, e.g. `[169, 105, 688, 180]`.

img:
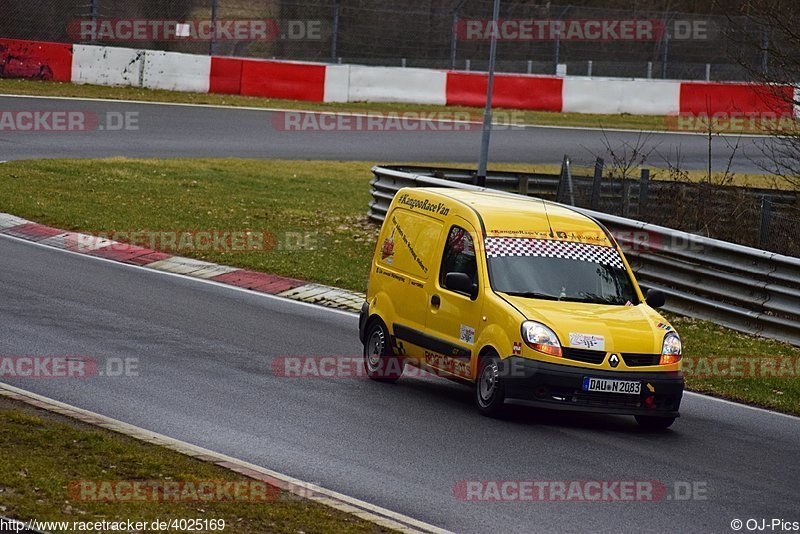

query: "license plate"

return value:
[583, 377, 641, 395]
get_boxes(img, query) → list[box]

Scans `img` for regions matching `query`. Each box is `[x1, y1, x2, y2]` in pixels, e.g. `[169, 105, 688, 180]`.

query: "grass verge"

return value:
[0, 78, 782, 134]
[0, 158, 797, 415]
[0, 396, 390, 533]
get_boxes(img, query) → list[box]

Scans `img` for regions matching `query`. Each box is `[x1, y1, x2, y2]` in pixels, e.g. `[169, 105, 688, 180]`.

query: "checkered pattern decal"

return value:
[485, 237, 624, 269]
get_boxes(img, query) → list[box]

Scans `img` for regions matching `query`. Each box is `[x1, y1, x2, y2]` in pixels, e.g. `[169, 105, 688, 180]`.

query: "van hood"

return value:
[503, 295, 667, 355]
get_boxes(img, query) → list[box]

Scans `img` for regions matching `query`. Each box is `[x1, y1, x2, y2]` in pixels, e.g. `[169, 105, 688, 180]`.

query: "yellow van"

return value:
[359, 188, 684, 429]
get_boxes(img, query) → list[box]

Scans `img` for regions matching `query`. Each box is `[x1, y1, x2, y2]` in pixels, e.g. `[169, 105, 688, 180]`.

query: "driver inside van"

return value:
[442, 227, 477, 287]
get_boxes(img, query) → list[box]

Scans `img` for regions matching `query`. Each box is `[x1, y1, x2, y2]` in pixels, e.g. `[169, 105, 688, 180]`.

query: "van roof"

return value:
[417, 187, 613, 247]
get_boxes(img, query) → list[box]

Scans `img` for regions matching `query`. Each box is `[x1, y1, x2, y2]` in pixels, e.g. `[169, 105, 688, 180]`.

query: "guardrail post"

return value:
[556, 155, 574, 205]
[638, 168, 650, 215]
[590, 157, 604, 210]
[759, 196, 773, 247]
[518, 175, 529, 196]
[622, 180, 631, 218]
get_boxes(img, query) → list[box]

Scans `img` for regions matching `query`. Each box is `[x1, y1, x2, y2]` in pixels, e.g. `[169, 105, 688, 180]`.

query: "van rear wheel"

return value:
[475, 353, 506, 416]
[363, 320, 403, 383]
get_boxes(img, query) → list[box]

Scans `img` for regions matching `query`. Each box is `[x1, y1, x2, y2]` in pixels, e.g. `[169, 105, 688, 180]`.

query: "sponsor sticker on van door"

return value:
[569, 333, 605, 351]
[460, 325, 476, 345]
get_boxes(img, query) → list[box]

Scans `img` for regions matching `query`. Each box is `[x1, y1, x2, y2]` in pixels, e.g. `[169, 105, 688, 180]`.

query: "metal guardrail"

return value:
[370, 165, 800, 347]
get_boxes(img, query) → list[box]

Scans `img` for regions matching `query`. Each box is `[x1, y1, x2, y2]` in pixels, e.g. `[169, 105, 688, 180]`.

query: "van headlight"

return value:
[660, 332, 682, 365]
[521, 321, 562, 357]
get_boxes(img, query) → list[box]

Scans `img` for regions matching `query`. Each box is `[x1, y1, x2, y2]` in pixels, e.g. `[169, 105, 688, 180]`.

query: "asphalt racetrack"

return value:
[1, 236, 798, 533]
[0, 94, 779, 174]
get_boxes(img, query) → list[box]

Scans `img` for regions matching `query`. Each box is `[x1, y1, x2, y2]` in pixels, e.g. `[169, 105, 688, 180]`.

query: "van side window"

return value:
[440, 226, 478, 290]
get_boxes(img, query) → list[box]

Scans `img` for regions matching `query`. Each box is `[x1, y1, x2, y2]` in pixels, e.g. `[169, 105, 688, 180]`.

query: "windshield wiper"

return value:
[502, 291, 561, 301]
[573, 292, 625, 305]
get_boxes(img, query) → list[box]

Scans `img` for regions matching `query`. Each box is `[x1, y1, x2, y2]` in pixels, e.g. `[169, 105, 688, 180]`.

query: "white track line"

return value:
[0, 92, 771, 138]
[683, 391, 800, 421]
[0, 232, 357, 318]
[0, 383, 449, 534]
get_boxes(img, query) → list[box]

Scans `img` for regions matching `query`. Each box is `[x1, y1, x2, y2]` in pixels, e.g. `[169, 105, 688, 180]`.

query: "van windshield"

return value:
[485, 237, 638, 306]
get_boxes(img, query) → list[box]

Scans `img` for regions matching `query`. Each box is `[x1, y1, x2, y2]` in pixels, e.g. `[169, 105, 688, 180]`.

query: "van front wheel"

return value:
[475, 353, 506, 416]
[363, 320, 403, 383]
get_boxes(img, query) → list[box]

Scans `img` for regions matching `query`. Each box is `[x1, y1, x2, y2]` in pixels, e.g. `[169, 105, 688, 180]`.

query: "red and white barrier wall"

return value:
[1, 38, 794, 117]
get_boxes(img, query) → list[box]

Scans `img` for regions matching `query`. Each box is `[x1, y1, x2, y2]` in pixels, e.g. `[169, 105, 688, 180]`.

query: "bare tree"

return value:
[721, 0, 800, 187]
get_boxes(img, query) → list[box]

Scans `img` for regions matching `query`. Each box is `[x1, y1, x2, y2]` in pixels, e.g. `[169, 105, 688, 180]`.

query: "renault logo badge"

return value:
[609, 354, 620, 368]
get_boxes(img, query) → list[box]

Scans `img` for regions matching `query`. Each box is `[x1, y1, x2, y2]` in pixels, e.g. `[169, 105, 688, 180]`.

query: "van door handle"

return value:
[431, 295, 441, 308]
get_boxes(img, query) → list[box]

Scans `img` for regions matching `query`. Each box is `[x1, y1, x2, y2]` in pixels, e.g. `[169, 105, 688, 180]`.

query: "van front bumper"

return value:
[499, 357, 683, 417]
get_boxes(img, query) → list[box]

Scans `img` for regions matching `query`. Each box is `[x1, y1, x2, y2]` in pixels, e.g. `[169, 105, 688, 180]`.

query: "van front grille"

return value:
[562, 348, 606, 365]
[621, 353, 661, 367]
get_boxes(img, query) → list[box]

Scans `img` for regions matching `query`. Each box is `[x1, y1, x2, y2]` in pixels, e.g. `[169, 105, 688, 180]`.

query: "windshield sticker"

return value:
[485, 237, 624, 270]
[488, 228, 608, 245]
[569, 333, 606, 351]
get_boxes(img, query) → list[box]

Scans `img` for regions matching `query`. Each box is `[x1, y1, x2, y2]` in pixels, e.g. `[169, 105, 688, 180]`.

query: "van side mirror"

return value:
[646, 288, 666, 308]
[445, 272, 478, 300]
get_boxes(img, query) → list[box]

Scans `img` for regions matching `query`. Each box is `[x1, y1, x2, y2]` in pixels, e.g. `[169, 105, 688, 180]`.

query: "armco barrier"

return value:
[209, 57, 243, 95]
[446, 72, 563, 111]
[369, 166, 800, 347]
[349, 66, 447, 105]
[562, 78, 680, 115]
[142, 50, 211, 92]
[71, 44, 143, 87]
[680, 82, 795, 116]
[3, 38, 795, 118]
[0, 38, 72, 82]
[240, 59, 326, 102]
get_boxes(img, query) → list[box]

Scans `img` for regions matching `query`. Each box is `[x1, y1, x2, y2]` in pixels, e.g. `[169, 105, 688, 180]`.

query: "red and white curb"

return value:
[0, 213, 365, 313]
[0, 383, 448, 534]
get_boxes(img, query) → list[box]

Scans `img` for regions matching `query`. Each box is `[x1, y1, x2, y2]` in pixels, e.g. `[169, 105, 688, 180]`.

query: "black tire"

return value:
[475, 352, 507, 416]
[635, 415, 676, 430]
[363, 320, 402, 383]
